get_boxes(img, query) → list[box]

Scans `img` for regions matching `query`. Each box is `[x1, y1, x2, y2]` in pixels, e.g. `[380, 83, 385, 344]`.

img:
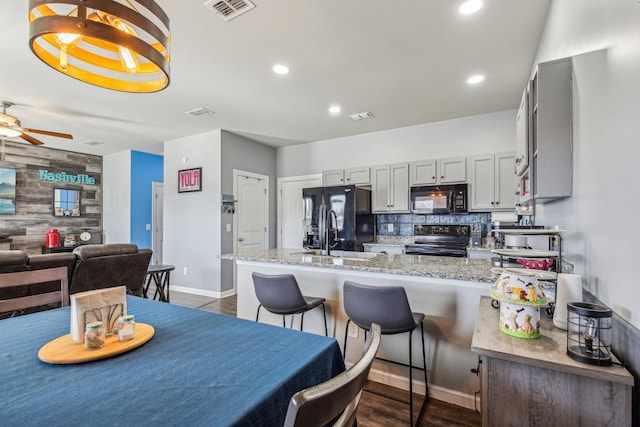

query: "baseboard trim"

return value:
[170, 285, 236, 299]
[365, 367, 476, 410]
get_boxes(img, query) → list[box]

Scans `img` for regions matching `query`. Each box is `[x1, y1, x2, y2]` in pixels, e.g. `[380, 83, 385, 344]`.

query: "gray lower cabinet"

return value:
[469, 152, 516, 211]
[472, 297, 633, 427]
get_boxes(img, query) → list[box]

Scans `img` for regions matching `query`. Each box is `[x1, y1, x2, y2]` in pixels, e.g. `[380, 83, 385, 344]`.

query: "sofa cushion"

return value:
[0, 250, 31, 308]
[73, 243, 139, 260]
[29, 253, 76, 286]
[0, 250, 29, 273]
[69, 244, 151, 297]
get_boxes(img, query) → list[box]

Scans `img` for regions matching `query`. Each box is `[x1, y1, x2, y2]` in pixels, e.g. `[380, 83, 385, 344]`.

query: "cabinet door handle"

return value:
[491, 202, 495, 205]
[432, 176, 435, 180]
[495, 201, 500, 205]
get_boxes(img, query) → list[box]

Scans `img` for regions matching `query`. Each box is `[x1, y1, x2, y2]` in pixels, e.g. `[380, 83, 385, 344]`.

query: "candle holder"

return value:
[566, 302, 612, 366]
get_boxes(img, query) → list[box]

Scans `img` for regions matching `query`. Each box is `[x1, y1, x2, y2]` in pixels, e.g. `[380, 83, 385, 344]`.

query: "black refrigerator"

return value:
[302, 185, 375, 252]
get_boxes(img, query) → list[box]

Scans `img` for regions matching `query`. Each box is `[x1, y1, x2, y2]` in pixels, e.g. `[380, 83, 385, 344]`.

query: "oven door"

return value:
[410, 186, 453, 214]
[404, 245, 467, 257]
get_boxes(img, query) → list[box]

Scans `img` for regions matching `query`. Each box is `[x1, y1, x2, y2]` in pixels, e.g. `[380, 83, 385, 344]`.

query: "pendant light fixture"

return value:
[29, 0, 171, 93]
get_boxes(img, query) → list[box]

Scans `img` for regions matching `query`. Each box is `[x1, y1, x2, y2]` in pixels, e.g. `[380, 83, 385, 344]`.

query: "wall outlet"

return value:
[226, 223, 232, 232]
[387, 223, 394, 232]
[183, 267, 188, 276]
[348, 322, 359, 338]
[145, 224, 151, 231]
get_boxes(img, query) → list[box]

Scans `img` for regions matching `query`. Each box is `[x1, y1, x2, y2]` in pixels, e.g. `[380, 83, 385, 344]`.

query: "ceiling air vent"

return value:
[349, 112, 374, 121]
[185, 107, 215, 118]
[204, 0, 256, 22]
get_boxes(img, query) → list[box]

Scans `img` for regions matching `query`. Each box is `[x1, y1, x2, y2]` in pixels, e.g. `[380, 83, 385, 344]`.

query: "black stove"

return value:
[404, 224, 470, 257]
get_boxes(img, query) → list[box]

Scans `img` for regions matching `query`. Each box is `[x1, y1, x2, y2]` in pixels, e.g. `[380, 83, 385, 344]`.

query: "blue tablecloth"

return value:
[0, 296, 345, 426]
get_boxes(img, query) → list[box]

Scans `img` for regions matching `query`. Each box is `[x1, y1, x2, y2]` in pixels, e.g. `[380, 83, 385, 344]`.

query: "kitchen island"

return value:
[221, 249, 495, 409]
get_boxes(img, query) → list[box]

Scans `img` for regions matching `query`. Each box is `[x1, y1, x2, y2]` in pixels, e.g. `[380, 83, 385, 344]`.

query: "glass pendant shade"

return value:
[28, 0, 171, 93]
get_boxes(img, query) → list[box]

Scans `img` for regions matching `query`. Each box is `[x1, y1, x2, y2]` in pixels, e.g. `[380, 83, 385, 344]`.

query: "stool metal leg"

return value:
[409, 329, 414, 426]
[421, 321, 429, 400]
[256, 305, 262, 322]
[321, 303, 328, 336]
[343, 319, 352, 358]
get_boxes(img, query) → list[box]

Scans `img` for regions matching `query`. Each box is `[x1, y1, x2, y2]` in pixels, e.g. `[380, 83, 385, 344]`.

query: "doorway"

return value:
[233, 170, 269, 254]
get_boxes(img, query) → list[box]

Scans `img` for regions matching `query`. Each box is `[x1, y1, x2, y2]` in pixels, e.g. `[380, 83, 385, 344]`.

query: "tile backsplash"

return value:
[376, 213, 492, 237]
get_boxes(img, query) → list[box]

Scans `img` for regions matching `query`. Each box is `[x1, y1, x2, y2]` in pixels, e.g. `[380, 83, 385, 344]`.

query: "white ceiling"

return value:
[0, 0, 551, 156]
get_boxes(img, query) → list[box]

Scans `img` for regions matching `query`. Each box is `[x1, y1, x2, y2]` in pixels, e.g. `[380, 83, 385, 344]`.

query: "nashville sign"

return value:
[38, 169, 96, 185]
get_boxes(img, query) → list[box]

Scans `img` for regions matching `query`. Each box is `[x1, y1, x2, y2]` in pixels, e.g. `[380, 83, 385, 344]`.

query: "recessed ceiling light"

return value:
[459, 0, 483, 15]
[329, 105, 341, 114]
[273, 64, 290, 75]
[467, 74, 485, 84]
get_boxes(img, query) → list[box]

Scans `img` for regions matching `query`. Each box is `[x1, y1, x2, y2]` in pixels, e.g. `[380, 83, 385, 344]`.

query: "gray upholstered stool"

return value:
[252, 272, 328, 336]
[342, 280, 428, 426]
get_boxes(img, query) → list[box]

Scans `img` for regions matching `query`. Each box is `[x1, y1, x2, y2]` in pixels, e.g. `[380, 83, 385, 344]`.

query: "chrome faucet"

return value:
[325, 209, 339, 256]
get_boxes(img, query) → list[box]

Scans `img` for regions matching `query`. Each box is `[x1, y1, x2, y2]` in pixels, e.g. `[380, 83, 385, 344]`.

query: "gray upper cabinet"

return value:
[410, 160, 437, 185]
[344, 167, 370, 185]
[322, 167, 370, 186]
[439, 157, 466, 183]
[470, 152, 516, 211]
[372, 163, 409, 213]
[410, 156, 466, 186]
[322, 169, 345, 186]
[515, 88, 529, 176]
[530, 57, 573, 203]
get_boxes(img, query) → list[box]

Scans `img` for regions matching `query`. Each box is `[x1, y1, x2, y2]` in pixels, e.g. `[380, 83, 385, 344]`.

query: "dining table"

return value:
[0, 295, 345, 426]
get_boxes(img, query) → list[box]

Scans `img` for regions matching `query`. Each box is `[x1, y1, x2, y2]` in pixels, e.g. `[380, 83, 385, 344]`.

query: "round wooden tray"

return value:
[38, 323, 155, 364]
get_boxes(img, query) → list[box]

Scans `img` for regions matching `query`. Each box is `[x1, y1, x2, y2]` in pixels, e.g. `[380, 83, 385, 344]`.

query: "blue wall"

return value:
[130, 151, 163, 249]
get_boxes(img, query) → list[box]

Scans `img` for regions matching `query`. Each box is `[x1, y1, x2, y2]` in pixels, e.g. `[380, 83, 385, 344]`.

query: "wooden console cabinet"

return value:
[471, 296, 632, 426]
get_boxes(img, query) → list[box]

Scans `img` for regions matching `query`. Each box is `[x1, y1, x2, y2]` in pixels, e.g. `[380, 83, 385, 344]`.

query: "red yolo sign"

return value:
[178, 168, 202, 192]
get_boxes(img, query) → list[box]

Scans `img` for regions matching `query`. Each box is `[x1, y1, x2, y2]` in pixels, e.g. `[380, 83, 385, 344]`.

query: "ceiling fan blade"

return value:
[21, 128, 73, 139]
[19, 133, 45, 145]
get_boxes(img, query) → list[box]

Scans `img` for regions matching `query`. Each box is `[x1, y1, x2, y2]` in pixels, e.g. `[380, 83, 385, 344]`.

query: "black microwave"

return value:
[410, 184, 468, 214]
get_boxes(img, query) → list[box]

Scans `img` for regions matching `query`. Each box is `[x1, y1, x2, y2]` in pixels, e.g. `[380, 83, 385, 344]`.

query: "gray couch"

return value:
[0, 244, 152, 317]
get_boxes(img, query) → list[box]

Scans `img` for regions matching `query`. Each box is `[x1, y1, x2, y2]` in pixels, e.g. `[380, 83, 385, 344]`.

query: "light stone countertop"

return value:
[220, 248, 495, 283]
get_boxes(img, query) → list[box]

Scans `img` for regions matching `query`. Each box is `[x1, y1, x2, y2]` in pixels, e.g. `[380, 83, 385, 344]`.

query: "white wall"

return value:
[533, 0, 640, 327]
[103, 150, 131, 243]
[163, 130, 222, 296]
[277, 110, 516, 177]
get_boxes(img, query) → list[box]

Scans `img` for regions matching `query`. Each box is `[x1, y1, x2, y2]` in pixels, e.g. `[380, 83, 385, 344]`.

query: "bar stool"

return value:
[252, 272, 328, 336]
[342, 280, 428, 426]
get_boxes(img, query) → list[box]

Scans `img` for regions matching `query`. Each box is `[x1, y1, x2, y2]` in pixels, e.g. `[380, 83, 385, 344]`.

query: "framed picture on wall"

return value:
[0, 168, 16, 215]
[53, 188, 81, 217]
[178, 167, 202, 193]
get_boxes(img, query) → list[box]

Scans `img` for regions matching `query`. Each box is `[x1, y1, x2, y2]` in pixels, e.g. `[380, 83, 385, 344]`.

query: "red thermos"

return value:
[45, 228, 60, 248]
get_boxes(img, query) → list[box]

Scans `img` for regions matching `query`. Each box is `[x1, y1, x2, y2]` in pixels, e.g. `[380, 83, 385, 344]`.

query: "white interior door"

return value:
[234, 170, 269, 253]
[277, 175, 321, 249]
[151, 182, 164, 265]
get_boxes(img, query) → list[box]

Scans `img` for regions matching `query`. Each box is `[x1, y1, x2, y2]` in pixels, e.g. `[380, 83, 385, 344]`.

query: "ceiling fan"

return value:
[0, 101, 73, 145]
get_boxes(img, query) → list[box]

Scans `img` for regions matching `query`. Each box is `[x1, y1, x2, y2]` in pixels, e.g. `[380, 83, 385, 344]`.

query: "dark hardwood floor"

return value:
[167, 290, 481, 427]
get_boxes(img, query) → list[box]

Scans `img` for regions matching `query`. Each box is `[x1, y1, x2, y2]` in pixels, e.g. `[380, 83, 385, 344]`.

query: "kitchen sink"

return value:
[291, 250, 380, 261]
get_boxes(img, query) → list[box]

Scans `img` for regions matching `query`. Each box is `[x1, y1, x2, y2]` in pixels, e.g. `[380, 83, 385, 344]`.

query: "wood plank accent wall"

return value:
[0, 140, 102, 255]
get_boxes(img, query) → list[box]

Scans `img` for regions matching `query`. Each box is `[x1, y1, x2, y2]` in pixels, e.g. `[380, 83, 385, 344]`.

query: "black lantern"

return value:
[566, 302, 612, 366]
